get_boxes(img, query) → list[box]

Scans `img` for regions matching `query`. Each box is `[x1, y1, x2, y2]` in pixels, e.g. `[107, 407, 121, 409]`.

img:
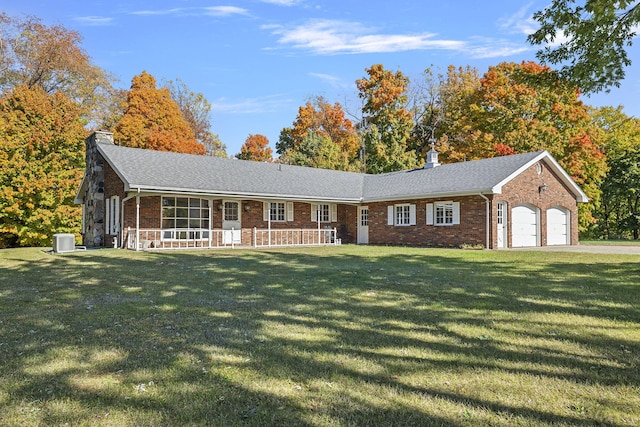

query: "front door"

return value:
[497, 202, 507, 248]
[222, 200, 241, 245]
[357, 206, 369, 244]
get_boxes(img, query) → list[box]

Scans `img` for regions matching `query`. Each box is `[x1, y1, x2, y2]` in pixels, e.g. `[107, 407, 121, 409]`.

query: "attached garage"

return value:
[547, 207, 569, 245]
[512, 205, 538, 247]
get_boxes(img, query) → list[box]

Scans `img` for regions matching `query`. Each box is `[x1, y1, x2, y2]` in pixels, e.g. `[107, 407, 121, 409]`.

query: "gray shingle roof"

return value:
[95, 142, 587, 203]
[362, 151, 545, 201]
[99, 143, 365, 202]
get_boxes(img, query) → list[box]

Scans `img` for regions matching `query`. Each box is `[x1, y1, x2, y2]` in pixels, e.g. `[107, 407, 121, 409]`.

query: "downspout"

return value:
[479, 193, 490, 249]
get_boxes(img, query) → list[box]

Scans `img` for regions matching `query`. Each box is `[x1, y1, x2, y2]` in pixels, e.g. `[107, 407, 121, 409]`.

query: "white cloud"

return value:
[73, 16, 114, 26]
[266, 19, 531, 59]
[131, 6, 248, 17]
[211, 95, 293, 114]
[498, 3, 538, 36]
[267, 20, 464, 55]
[309, 72, 347, 88]
[465, 37, 532, 59]
[261, 0, 303, 5]
[203, 6, 250, 16]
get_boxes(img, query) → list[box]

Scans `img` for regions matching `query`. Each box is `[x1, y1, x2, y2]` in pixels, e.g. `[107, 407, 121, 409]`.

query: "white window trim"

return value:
[311, 203, 336, 223]
[161, 196, 211, 236]
[263, 201, 294, 222]
[426, 201, 460, 226]
[388, 203, 416, 226]
[105, 195, 120, 235]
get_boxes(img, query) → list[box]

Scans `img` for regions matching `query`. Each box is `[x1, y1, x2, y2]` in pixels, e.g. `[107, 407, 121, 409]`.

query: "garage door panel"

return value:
[547, 207, 569, 245]
[512, 205, 538, 247]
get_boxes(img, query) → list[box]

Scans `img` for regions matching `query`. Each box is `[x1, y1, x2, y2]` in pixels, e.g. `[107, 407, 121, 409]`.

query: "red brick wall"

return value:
[367, 195, 488, 248]
[496, 159, 579, 247]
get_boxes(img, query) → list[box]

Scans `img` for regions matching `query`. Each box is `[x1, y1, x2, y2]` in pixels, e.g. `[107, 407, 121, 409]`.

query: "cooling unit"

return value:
[53, 233, 76, 253]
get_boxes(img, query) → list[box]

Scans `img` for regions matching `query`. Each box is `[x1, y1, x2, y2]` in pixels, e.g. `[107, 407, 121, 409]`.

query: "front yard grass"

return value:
[1, 245, 639, 426]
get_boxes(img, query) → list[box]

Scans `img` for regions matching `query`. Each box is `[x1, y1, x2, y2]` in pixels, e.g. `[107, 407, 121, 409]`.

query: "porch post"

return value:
[268, 204, 271, 247]
[135, 194, 140, 251]
[317, 206, 321, 245]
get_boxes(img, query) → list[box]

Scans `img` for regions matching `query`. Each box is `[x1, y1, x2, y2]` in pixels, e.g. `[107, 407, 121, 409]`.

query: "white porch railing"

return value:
[252, 227, 339, 248]
[125, 227, 340, 251]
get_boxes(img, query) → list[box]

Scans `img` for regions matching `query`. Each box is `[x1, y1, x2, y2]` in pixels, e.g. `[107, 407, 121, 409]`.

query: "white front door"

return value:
[497, 202, 507, 248]
[547, 207, 569, 245]
[357, 206, 369, 244]
[512, 205, 538, 247]
[222, 200, 241, 245]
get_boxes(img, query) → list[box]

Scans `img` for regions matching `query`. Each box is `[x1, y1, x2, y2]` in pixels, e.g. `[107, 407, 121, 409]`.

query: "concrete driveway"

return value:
[511, 244, 640, 255]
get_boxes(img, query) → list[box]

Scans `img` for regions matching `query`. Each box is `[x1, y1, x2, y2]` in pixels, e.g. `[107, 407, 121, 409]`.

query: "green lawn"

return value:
[1, 246, 639, 426]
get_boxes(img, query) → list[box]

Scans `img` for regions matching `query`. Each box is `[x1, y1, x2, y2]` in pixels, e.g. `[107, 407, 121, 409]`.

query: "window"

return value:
[387, 204, 416, 226]
[396, 204, 411, 225]
[224, 201, 238, 222]
[426, 201, 460, 226]
[311, 203, 337, 222]
[105, 195, 120, 235]
[263, 201, 294, 222]
[436, 202, 454, 225]
[360, 208, 369, 226]
[270, 202, 285, 221]
[162, 197, 210, 231]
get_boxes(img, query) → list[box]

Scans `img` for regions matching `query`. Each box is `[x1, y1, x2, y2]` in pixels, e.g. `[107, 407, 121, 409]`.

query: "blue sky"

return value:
[5, 1, 640, 156]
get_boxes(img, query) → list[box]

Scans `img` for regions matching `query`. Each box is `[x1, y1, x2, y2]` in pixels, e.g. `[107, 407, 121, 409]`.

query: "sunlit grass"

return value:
[0, 245, 639, 426]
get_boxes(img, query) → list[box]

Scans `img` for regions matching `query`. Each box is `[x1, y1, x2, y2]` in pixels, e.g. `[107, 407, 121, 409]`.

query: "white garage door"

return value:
[547, 207, 569, 245]
[512, 205, 538, 247]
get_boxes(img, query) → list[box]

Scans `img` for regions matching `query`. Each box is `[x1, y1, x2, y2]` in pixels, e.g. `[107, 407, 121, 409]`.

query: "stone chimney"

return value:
[424, 144, 440, 169]
[81, 131, 114, 247]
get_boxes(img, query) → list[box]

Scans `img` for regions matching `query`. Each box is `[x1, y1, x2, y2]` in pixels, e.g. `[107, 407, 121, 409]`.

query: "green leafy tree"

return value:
[591, 106, 640, 238]
[600, 147, 640, 239]
[528, 0, 640, 94]
[0, 85, 86, 247]
[356, 64, 418, 173]
[113, 71, 205, 155]
[285, 131, 354, 170]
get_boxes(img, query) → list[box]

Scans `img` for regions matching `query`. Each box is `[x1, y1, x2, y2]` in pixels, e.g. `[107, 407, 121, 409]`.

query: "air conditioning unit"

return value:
[53, 233, 76, 253]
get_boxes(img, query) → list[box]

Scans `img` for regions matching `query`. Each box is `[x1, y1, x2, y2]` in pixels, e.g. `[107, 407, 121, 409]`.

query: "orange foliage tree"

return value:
[113, 71, 205, 155]
[236, 134, 273, 162]
[0, 85, 86, 247]
[431, 61, 606, 230]
[281, 96, 360, 171]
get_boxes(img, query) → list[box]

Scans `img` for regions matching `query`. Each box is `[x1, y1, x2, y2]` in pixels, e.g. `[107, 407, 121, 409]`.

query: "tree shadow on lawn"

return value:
[1, 247, 638, 426]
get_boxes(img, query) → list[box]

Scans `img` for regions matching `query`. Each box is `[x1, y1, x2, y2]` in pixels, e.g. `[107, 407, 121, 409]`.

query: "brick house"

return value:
[75, 131, 588, 250]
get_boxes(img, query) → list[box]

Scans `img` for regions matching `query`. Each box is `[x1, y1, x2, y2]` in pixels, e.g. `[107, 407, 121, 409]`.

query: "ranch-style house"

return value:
[75, 131, 588, 251]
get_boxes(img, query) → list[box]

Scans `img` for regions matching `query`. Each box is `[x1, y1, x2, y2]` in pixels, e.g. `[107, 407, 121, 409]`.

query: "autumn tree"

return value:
[0, 13, 116, 126]
[164, 78, 227, 157]
[356, 64, 418, 173]
[113, 71, 205, 155]
[236, 134, 273, 162]
[528, 0, 640, 93]
[0, 85, 86, 247]
[280, 96, 360, 171]
[408, 65, 482, 161]
[431, 61, 606, 231]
